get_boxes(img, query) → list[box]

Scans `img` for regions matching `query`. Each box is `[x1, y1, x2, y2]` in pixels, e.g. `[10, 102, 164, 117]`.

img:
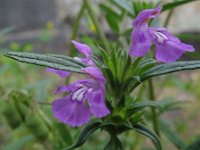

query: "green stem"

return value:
[164, 9, 174, 28]
[69, 2, 86, 56]
[84, 0, 109, 50]
[148, 79, 160, 136]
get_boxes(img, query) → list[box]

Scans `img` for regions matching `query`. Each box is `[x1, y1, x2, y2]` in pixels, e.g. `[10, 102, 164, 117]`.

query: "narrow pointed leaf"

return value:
[104, 135, 124, 150]
[64, 120, 102, 150]
[162, 0, 196, 12]
[47, 54, 87, 67]
[127, 100, 161, 115]
[132, 124, 161, 150]
[5, 52, 87, 73]
[141, 61, 200, 81]
[110, 0, 134, 16]
[159, 120, 186, 149]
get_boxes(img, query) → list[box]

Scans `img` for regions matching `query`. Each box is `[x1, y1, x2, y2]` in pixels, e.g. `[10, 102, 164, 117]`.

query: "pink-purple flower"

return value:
[52, 67, 109, 127]
[46, 40, 94, 77]
[49, 41, 110, 127]
[129, 7, 194, 63]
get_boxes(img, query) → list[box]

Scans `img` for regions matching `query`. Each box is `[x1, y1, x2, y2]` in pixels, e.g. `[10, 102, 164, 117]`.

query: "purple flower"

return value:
[47, 41, 95, 77]
[129, 7, 194, 62]
[46, 68, 70, 78]
[49, 41, 110, 127]
[52, 67, 110, 127]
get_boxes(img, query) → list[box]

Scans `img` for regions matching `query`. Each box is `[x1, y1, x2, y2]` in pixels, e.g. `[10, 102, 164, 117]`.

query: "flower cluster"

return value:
[129, 7, 194, 62]
[49, 7, 195, 127]
[49, 41, 109, 127]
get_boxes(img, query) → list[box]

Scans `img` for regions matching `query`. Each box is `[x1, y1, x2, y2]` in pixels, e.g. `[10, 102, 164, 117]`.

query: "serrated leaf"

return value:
[5, 52, 87, 73]
[127, 100, 161, 116]
[131, 124, 161, 150]
[162, 0, 196, 12]
[64, 120, 102, 150]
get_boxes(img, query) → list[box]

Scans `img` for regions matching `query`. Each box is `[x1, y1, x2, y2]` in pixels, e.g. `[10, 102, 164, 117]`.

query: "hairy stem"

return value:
[148, 79, 160, 136]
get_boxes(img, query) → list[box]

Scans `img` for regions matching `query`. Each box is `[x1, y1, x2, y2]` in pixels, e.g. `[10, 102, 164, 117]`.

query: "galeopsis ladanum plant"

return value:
[4, 7, 199, 150]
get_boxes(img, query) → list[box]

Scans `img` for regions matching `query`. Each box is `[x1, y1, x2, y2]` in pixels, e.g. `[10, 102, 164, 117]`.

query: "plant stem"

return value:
[148, 79, 160, 136]
[84, 0, 109, 50]
[69, 2, 86, 56]
[164, 9, 174, 28]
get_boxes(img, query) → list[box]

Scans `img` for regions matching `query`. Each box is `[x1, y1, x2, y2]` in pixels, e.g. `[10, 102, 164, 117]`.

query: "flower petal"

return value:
[52, 96, 90, 127]
[55, 80, 90, 94]
[74, 57, 95, 66]
[46, 68, 70, 78]
[82, 67, 106, 83]
[155, 43, 185, 63]
[129, 29, 152, 57]
[153, 28, 181, 43]
[87, 90, 110, 118]
[133, 7, 162, 29]
[72, 40, 92, 58]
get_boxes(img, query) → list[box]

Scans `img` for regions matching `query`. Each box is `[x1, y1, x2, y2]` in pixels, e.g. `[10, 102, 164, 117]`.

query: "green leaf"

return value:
[131, 124, 161, 150]
[162, 0, 196, 12]
[110, 0, 134, 17]
[127, 100, 161, 116]
[141, 61, 200, 81]
[99, 4, 121, 33]
[56, 122, 73, 146]
[105, 14, 120, 34]
[186, 137, 200, 150]
[64, 120, 102, 150]
[104, 134, 124, 150]
[159, 120, 186, 149]
[133, 1, 154, 16]
[3, 135, 34, 150]
[159, 100, 187, 113]
[137, 59, 156, 76]
[4, 52, 87, 73]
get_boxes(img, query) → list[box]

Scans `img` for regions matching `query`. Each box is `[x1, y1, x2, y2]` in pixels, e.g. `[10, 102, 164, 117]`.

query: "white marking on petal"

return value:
[87, 88, 93, 92]
[76, 90, 86, 102]
[154, 31, 168, 44]
[72, 88, 85, 101]
[71, 83, 94, 102]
